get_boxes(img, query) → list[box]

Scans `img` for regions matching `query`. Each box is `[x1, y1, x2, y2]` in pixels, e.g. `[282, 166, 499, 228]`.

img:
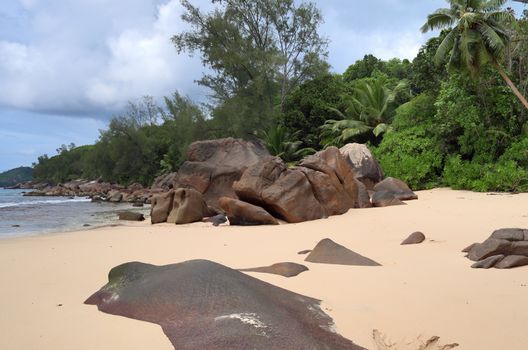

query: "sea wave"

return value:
[0, 198, 91, 209]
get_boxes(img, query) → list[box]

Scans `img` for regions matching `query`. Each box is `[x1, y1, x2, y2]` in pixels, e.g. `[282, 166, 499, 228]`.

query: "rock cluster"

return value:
[466, 228, 528, 269]
[150, 139, 417, 225]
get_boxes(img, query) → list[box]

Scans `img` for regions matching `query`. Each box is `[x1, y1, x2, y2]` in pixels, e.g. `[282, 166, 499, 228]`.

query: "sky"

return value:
[0, 0, 526, 172]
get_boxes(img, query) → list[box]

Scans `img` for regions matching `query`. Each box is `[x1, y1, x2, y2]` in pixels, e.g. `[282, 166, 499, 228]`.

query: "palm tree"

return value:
[421, 0, 528, 110]
[259, 125, 316, 164]
[320, 79, 407, 147]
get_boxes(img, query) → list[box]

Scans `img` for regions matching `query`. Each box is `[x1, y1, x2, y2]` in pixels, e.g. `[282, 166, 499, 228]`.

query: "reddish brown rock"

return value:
[175, 138, 270, 210]
[373, 177, 418, 201]
[305, 239, 381, 266]
[218, 197, 278, 226]
[118, 212, 145, 221]
[151, 172, 178, 190]
[150, 191, 175, 224]
[401, 232, 426, 245]
[239, 262, 309, 277]
[167, 188, 210, 225]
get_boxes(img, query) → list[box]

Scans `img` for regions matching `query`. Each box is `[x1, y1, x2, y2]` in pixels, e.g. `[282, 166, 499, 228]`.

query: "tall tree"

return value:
[421, 0, 528, 110]
[172, 0, 329, 133]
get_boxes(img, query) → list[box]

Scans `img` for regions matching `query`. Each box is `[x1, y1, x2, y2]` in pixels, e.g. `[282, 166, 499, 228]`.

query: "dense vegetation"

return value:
[33, 0, 528, 192]
[0, 167, 33, 187]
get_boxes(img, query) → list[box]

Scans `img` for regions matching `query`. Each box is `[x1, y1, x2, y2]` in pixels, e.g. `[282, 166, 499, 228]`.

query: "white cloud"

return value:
[0, 0, 208, 117]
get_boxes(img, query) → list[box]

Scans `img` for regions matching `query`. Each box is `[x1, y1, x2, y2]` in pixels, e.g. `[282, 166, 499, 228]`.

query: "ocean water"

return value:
[0, 188, 150, 238]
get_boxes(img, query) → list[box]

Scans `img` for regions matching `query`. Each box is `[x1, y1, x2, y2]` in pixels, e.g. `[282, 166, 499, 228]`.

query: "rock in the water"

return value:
[339, 143, 384, 189]
[107, 190, 123, 203]
[218, 197, 278, 226]
[305, 238, 381, 266]
[467, 239, 512, 261]
[132, 202, 144, 207]
[471, 255, 504, 269]
[150, 191, 175, 224]
[239, 262, 308, 277]
[371, 191, 406, 207]
[495, 255, 528, 269]
[118, 212, 145, 221]
[401, 231, 426, 245]
[167, 188, 210, 225]
[85, 260, 365, 350]
[373, 177, 418, 201]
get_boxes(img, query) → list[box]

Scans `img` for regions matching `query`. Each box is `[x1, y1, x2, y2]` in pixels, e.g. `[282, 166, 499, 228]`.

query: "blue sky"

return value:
[0, 0, 526, 172]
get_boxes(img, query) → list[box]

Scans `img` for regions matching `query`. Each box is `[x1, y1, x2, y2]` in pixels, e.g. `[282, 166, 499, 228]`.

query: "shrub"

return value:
[373, 126, 443, 190]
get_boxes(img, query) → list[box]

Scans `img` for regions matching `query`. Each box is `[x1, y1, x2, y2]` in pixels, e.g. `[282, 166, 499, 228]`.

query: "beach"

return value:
[1, 188, 527, 349]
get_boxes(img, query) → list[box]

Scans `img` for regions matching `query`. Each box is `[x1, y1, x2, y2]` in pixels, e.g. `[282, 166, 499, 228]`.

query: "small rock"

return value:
[471, 255, 504, 269]
[132, 202, 144, 207]
[83, 224, 91, 227]
[495, 255, 528, 269]
[401, 231, 426, 245]
[297, 250, 312, 255]
[239, 262, 309, 278]
[118, 212, 145, 221]
[12, 224, 20, 228]
[204, 214, 228, 226]
[305, 238, 381, 266]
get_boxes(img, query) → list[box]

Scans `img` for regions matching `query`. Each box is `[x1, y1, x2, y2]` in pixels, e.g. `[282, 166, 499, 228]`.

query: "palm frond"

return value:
[477, 22, 506, 58]
[421, 9, 457, 33]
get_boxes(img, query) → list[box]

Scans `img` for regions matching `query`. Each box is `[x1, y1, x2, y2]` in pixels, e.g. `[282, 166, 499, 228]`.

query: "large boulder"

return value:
[174, 138, 270, 210]
[373, 177, 418, 201]
[233, 148, 364, 223]
[339, 143, 384, 189]
[151, 172, 178, 191]
[167, 188, 211, 225]
[218, 197, 278, 226]
[150, 191, 175, 224]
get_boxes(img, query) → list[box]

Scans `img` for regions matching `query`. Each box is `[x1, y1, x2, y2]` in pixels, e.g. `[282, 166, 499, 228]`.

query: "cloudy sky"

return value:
[0, 0, 526, 172]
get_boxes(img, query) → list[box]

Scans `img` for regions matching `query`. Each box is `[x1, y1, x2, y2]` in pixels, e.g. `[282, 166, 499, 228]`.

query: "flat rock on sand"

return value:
[239, 262, 308, 277]
[85, 259, 365, 350]
[401, 231, 426, 245]
[305, 238, 381, 266]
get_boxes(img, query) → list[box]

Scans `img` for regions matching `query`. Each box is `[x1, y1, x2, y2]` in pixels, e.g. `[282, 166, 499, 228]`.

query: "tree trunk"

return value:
[494, 62, 528, 111]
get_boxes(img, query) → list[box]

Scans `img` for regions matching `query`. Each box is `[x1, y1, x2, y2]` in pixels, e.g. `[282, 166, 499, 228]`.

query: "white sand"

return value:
[1, 188, 527, 349]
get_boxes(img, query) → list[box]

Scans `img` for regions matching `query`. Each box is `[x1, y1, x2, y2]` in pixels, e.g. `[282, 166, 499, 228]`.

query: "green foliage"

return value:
[281, 74, 346, 148]
[0, 167, 33, 187]
[374, 126, 444, 190]
[258, 125, 315, 163]
[320, 77, 408, 147]
[443, 155, 528, 192]
[173, 0, 329, 134]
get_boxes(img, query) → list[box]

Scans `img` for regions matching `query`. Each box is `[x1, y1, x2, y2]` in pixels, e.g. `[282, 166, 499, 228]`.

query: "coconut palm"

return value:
[421, 0, 528, 110]
[320, 79, 407, 147]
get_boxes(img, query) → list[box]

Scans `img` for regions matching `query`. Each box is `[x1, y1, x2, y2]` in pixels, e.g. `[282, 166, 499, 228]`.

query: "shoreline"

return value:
[1, 188, 528, 349]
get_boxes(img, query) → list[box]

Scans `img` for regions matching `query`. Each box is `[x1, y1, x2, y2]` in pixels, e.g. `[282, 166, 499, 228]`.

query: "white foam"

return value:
[0, 198, 91, 209]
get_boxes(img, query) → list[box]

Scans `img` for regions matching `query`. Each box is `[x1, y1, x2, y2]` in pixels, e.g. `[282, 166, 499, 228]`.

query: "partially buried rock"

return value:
[495, 255, 528, 269]
[204, 214, 228, 226]
[371, 191, 406, 207]
[298, 250, 312, 255]
[471, 255, 504, 269]
[462, 243, 477, 253]
[401, 231, 426, 245]
[219, 197, 278, 226]
[119, 212, 145, 221]
[305, 238, 381, 266]
[373, 177, 418, 201]
[467, 239, 512, 261]
[239, 262, 308, 277]
[85, 260, 365, 350]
